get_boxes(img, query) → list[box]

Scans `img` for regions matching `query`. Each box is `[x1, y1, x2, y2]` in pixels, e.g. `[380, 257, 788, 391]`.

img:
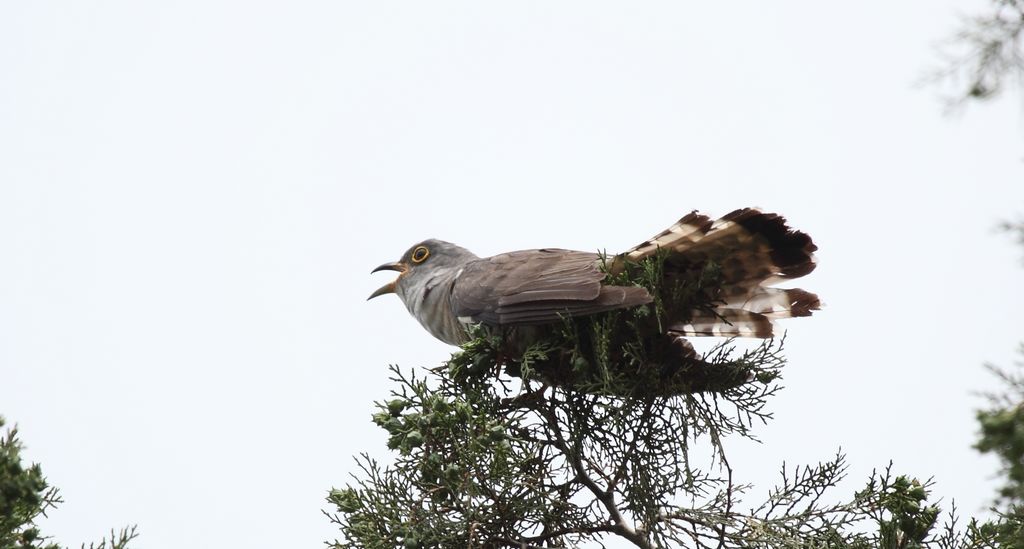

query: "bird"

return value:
[369, 208, 819, 393]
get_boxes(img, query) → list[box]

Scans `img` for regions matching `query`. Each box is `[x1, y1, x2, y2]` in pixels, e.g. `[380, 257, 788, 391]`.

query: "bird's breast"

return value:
[400, 271, 470, 346]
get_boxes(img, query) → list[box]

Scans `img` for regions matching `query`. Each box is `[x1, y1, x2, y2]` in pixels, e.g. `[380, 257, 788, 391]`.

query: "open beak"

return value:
[371, 262, 406, 274]
[368, 262, 407, 300]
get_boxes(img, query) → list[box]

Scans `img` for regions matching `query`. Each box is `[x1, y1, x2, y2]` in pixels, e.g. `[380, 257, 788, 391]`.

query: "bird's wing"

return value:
[451, 249, 652, 326]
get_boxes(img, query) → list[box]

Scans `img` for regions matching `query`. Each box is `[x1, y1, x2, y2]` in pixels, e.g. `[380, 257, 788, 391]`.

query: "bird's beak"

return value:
[368, 280, 396, 300]
[371, 262, 406, 274]
[368, 262, 407, 300]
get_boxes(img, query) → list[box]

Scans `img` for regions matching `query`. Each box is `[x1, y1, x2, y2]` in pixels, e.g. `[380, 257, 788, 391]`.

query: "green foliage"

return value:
[954, 506, 1024, 548]
[0, 417, 137, 549]
[974, 346, 1024, 508]
[326, 341, 787, 548]
[930, 0, 1024, 105]
[328, 349, 1024, 548]
[971, 345, 1024, 549]
[1000, 220, 1024, 263]
[957, 223, 1024, 547]
[854, 470, 940, 548]
[1, 416, 61, 549]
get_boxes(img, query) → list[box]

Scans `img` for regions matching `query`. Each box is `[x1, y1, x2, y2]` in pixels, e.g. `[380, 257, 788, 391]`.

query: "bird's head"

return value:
[368, 239, 477, 302]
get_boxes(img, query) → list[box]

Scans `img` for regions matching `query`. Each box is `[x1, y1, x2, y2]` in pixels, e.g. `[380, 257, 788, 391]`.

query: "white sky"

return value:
[1, 1, 1023, 547]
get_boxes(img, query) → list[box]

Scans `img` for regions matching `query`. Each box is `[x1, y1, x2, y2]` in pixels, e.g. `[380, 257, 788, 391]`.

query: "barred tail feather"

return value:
[624, 207, 820, 338]
[722, 287, 821, 319]
[623, 211, 713, 261]
[670, 309, 775, 338]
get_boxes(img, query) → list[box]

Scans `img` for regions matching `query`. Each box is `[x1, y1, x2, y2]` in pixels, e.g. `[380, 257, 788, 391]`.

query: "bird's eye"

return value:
[411, 245, 430, 264]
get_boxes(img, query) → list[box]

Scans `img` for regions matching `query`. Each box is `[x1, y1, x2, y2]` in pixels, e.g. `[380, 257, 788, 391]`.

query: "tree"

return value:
[999, 220, 1024, 258]
[326, 251, 1022, 548]
[969, 347, 1024, 548]
[977, 346, 1024, 508]
[931, 0, 1024, 106]
[0, 417, 137, 549]
[325, 346, 1024, 547]
[966, 224, 1024, 546]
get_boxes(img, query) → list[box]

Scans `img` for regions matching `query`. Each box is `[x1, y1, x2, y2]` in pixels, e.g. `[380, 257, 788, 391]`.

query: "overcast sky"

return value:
[2, 1, 1023, 547]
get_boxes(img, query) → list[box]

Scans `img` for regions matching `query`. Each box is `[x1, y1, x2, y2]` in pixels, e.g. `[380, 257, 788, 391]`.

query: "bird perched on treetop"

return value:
[370, 207, 818, 341]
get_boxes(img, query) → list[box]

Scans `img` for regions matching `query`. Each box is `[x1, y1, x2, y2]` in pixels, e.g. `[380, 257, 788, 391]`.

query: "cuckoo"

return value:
[369, 209, 819, 365]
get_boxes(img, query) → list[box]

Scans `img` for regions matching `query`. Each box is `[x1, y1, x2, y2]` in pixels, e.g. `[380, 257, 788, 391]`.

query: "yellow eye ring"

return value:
[411, 246, 430, 264]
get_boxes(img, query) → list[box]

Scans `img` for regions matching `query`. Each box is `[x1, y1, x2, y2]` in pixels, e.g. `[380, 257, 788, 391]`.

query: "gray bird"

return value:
[369, 209, 820, 355]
